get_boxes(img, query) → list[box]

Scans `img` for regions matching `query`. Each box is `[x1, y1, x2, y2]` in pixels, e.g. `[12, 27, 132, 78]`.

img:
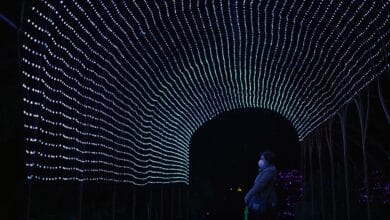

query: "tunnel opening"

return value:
[189, 107, 301, 219]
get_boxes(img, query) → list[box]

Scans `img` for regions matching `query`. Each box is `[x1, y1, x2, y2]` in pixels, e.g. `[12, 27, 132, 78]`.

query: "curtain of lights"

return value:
[302, 77, 389, 219]
[22, 0, 389, 185]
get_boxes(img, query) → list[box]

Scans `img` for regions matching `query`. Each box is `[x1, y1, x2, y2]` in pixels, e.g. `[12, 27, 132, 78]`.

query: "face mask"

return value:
[258, 159, 265, 169]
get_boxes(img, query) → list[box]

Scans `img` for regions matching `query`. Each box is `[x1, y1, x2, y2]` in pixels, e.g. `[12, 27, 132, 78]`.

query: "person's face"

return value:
[258, 155, 268, 169]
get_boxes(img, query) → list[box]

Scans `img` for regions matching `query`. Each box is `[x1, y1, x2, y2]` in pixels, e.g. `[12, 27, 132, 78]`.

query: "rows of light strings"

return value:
[22, 0, 389, 185]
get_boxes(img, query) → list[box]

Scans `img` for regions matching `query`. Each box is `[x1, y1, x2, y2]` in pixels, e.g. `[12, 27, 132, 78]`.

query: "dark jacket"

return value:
[245, 165, 277, 212]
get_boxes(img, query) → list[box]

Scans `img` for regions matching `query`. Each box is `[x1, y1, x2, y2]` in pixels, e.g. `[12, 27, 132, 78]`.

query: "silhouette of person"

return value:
[245, 151, 278, 220]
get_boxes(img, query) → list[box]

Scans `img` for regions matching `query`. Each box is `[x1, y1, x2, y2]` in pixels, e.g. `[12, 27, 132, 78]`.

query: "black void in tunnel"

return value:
[189, 108, 300, 219]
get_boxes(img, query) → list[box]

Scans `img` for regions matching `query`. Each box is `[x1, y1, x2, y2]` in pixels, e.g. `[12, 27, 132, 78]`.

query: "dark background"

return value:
[190, 108, 301, 219]
[1, 0, 26, 218]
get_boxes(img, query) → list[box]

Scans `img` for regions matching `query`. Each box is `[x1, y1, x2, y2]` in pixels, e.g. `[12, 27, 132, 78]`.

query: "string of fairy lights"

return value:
[21, 0, 389, 185]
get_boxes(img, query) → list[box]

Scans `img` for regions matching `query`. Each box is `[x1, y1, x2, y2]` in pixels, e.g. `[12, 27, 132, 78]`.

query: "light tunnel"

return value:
[21, 0, 390, 186]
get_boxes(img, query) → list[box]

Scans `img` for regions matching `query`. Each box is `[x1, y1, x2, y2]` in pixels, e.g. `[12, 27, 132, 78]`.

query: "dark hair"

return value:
[262, 151, 276, 165]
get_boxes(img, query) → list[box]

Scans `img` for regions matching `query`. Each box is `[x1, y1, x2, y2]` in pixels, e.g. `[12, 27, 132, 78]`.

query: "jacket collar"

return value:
[259, 165, 275, 173]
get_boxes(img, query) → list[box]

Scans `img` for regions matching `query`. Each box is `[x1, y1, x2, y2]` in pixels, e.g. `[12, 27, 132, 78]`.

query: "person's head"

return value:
[258, 151, 276, 169]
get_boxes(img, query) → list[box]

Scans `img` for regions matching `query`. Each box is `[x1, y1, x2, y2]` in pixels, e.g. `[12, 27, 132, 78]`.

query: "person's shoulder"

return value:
[266, 165, 277, 174]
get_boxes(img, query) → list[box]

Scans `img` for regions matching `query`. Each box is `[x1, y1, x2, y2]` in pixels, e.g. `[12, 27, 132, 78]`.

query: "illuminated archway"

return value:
[21, 0, 389, 185]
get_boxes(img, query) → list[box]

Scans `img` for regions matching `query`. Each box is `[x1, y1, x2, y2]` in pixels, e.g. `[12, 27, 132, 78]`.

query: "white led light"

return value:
[22, 0, 389, 185]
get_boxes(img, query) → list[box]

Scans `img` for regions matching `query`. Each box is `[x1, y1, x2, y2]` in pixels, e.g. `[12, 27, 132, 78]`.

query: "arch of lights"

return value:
[21, 0, 389, 185]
